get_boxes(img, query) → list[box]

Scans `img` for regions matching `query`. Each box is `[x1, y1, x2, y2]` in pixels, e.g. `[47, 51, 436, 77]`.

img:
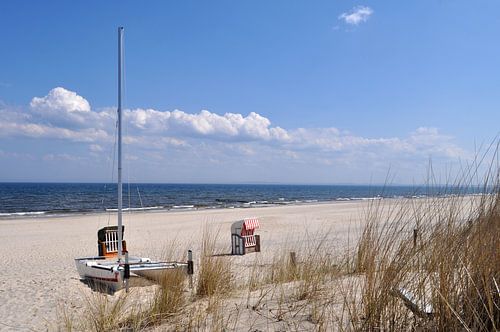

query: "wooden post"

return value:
[124, 251, 130, 293]
[289, 252, 297, 268]
[255, 235, 261, 252]
[187, 250, 194, 289]
[413, 228, 418, 248]
[231, 234, 235, 255]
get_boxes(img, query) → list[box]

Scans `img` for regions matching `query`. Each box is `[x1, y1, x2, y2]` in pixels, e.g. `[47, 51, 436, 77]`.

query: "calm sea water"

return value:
[0, 182, 479, 217]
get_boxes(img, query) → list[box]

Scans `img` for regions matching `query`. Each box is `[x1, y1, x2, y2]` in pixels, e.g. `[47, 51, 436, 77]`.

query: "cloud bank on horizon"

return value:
[0, 87, 469, 183]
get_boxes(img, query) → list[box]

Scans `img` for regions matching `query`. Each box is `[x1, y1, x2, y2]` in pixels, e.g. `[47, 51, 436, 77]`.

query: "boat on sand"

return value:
[75, 27, 192, 293]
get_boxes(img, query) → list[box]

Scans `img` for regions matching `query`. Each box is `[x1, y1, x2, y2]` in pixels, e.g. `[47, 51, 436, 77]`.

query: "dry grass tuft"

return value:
[82, 291, 129, 331]
[55, 301, 75, 332]
[196, 227, 234, 298]
[129, 269, 188, 328]
[151, 270, 186, 315]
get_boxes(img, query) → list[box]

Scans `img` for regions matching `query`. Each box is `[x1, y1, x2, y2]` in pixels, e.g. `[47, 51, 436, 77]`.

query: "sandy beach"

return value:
[0, 200, 377, 331]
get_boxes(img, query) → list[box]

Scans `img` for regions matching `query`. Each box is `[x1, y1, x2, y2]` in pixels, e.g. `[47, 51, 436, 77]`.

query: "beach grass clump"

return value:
[267, 250, 300, 284]
[141, 269, 187, 327]
[196, 227, 234, 297]
[135, 243, 190, 326]
[121, 245, 192, 330]
[343, 173, 500, 331]
[424, 193, 500, 331]
[81, 291, 129, 332]
[56, 301, 76, 332]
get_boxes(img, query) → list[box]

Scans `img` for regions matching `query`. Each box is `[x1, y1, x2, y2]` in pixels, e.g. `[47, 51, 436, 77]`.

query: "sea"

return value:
[0, 182, 482, 218]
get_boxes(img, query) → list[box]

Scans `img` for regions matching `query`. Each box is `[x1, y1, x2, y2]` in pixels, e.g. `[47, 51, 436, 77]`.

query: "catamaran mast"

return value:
[117, 27, 124, 261]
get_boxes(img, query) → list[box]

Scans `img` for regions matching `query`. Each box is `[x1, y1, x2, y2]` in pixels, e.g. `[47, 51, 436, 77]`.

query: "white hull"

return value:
[75, 256, 188, 291]
[75, 257, 125, 291]
[132, 262, 188, 282]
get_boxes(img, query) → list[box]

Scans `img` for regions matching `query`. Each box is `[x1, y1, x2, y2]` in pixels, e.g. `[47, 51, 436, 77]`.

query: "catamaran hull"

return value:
[75, 257, 124, 291]
[75, 257, 188, 291]
[132, 262, 188, 282]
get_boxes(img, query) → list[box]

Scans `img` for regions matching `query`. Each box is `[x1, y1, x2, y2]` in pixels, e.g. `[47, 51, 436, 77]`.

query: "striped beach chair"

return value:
[231, 218, 261, 255]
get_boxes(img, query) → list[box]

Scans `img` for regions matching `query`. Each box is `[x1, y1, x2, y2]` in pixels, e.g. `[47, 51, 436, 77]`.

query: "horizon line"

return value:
[0, 180, 481, 187]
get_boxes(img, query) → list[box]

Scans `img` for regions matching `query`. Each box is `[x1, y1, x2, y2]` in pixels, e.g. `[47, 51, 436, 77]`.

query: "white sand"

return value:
[0, 200, 390, 331]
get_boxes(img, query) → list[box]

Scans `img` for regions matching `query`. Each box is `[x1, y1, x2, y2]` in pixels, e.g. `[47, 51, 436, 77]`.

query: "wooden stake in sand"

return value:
[413, 228, 418, 248]
[289, 251, 297, 268]
[187, 250, 194, 289]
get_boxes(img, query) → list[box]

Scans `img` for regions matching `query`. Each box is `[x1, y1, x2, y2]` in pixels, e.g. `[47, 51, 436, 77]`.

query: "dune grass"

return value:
[342, 167, 500, 330]
[196, 226, 234, 298]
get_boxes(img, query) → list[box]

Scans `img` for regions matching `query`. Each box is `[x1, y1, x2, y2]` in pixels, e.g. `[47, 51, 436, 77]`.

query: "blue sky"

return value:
[0, 1, 498, 184]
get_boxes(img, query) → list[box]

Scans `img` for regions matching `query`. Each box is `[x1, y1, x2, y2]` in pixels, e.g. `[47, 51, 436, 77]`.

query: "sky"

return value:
[0, 1, 498, 184]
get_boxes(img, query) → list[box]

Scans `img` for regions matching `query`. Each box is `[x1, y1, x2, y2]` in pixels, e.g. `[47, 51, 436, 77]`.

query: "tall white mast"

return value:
[117, 27, 124, 261]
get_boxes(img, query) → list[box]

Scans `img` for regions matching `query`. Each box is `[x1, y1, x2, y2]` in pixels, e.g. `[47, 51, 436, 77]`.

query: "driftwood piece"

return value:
[390, 287, 434, 320]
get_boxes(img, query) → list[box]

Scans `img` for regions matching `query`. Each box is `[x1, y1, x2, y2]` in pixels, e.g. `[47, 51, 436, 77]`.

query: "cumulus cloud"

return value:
[339, 6, 373, 25]
[0, 86, 470, 182]
[126, 108, 290, 142]
[31, 87, 90, 112]
[29, 87, 114, 129]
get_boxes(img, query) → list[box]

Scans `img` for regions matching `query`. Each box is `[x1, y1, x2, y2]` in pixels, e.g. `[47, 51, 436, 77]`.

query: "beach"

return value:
[0, 194, 494, 331]
[0, 200, 374, 331]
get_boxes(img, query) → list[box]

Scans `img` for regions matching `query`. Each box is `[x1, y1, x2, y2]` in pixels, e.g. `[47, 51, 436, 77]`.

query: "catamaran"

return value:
[75, 27, 193, 292]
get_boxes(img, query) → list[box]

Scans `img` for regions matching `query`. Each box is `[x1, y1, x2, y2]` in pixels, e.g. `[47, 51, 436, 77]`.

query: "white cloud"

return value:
[339, 6, 373, 25]
[31, 87, 90, 113]
[123, 135, 189, 150]
[0, 121, 110, 142]
[126, 108, 290, 142]
[30, 87, 114, 129]
[407, 126, 466, 158]
[0, 86, 471, 183]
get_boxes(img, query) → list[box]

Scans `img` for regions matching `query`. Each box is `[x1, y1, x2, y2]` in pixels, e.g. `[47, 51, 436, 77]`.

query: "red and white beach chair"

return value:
[231, 218, 261, 255]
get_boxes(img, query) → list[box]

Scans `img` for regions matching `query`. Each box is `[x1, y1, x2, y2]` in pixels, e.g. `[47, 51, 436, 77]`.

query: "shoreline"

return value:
[0, 199, 355, 223]
[0, 192, 485, 221]
[0, 198, 370, 220]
